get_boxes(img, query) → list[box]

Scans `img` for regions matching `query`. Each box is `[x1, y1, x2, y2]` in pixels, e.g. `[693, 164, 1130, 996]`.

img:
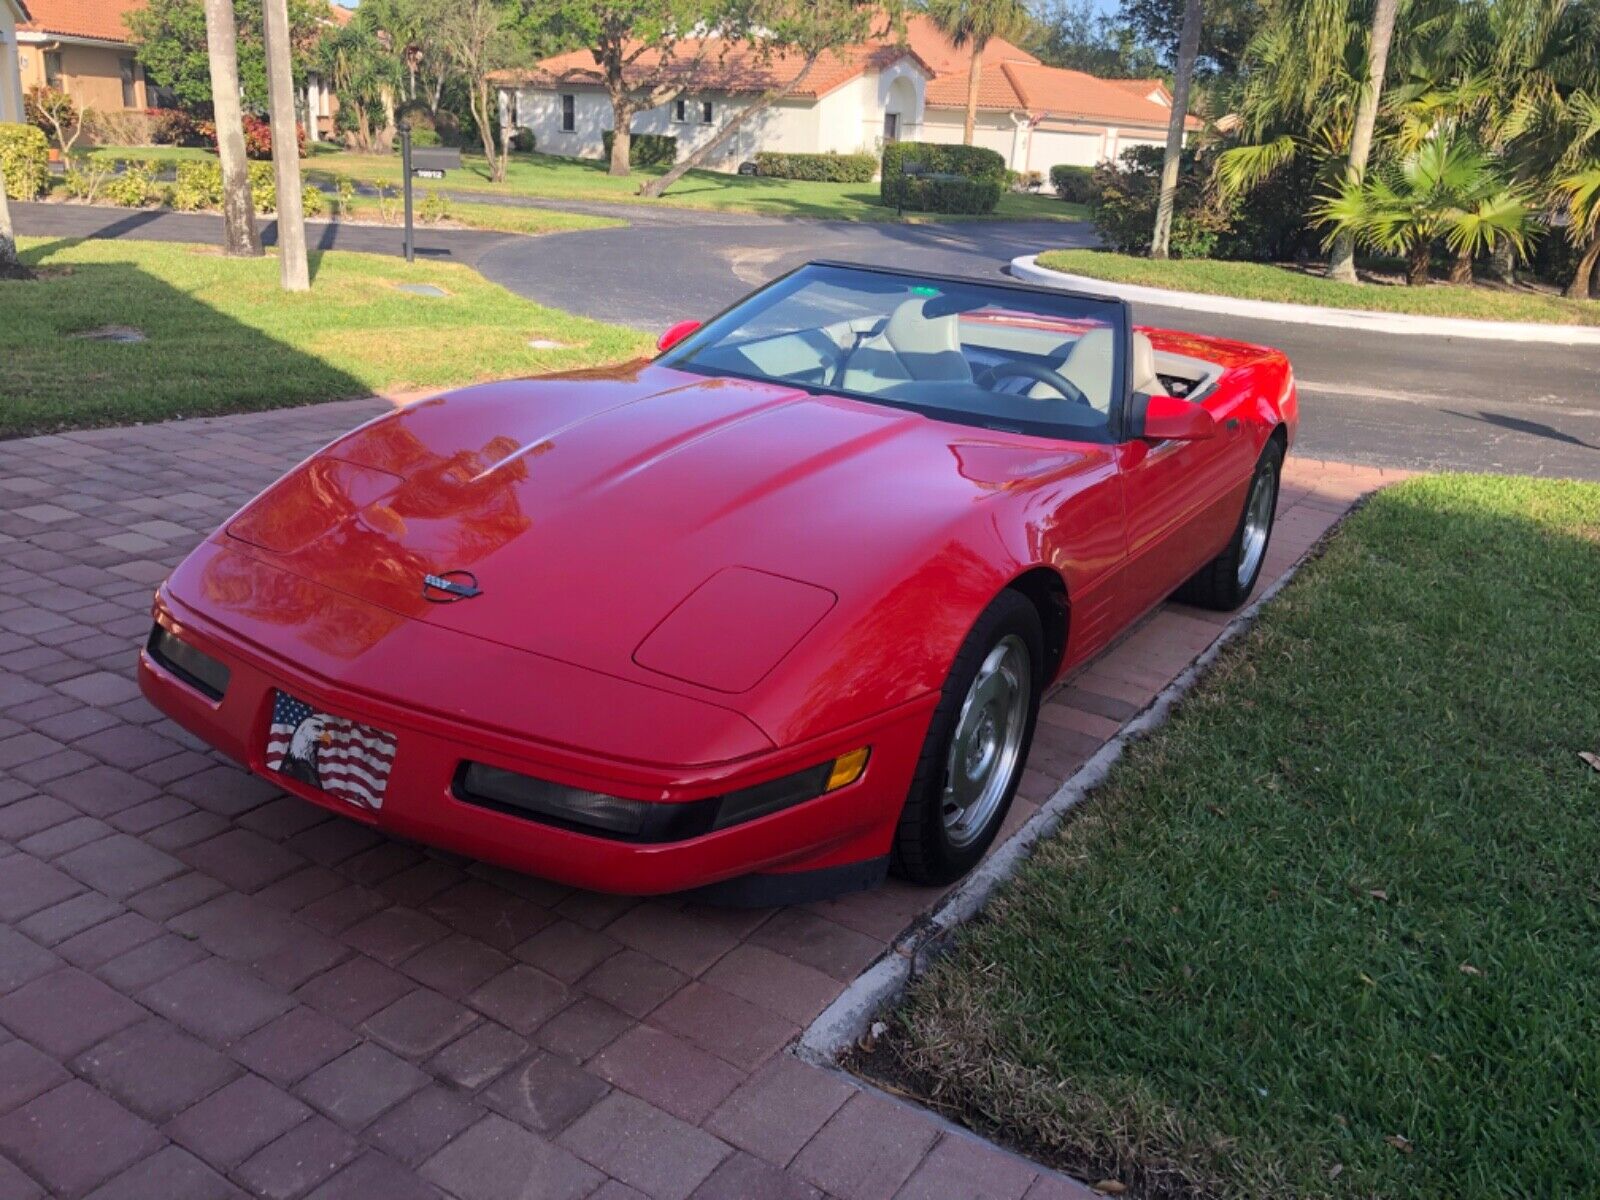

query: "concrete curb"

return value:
[1009, 254, 1600, 346]
[796, 517, 1337, 1065]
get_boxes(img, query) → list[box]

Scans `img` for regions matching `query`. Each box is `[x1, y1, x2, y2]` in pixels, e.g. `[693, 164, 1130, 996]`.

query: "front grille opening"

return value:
[146, 624, 231, 701]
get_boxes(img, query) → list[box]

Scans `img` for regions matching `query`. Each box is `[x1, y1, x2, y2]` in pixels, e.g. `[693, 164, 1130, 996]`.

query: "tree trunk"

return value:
[472, 79, 504, 182]
[1449, 243, 1472, 285]
[640, 60, 821, 199]
[377, 85, 397, 153]
[608, 97, 633, 177]
[263, 0, 309, 291]
[962, 42, 984, 146]
[1566, 232, 1600, 300]
[202, 0, 262, 257]
[1487, 238, 1515, 284]
[356, 104, 372, 153]
[1407, 242, 1431, 287]
[1328, 0, 1399, 284]
[0, 185, 33, 280]
[1151, 0, 1201, 259]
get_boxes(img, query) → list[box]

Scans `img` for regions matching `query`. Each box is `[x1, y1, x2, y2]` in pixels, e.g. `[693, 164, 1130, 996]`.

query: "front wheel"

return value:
[892, 590, 1043, 886]
[1176, 439, 1283, 611]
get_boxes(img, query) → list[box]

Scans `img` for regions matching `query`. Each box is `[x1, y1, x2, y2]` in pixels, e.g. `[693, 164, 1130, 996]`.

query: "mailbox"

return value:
[411, 146, 462, 178]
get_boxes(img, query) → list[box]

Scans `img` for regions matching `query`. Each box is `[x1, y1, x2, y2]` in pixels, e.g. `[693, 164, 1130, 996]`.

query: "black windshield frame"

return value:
[656, 261, 1134, 443]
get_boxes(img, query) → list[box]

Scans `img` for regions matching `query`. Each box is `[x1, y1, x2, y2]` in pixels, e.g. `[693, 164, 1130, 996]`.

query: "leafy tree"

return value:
[927, 0, 1030, 145]
[1151, 0, 1201, 258]
[1026, 0, 1161, 78]
[639, 0, 903, 197]
[320, 24, 404, 150]
[1314, 133, 1534, 285]
[127, 0, 325, 112]
[539, 0, 733, 177]
[1117, 0, 1261, 76]
[441, 0, 527, 182]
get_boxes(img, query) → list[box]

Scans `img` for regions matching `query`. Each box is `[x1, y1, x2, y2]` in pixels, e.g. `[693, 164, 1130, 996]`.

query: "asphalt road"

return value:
[19, 201, 1599, 478]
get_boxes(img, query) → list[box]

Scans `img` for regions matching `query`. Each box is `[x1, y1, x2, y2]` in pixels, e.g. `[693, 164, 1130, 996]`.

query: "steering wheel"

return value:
[976, 360, 1091, 407]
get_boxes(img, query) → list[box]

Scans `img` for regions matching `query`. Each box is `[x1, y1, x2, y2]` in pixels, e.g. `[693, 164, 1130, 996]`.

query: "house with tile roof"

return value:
[495, 15, 1195, 177]
[1, 0, 30, 123]
[15, 0, 150, 115]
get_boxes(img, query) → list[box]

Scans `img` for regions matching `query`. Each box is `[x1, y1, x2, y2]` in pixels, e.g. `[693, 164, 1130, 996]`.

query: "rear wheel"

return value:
[892, 590, 1043, 886]
[1175, 438, 1283, 611]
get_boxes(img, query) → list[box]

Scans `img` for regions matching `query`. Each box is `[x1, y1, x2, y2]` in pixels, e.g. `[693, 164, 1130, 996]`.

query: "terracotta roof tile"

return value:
[1000, 62, 1200, 130]
[18, 0, 143, 43]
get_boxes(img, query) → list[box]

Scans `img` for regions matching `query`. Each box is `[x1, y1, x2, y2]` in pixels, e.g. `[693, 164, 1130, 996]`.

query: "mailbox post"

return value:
[400, 123, 414, 264]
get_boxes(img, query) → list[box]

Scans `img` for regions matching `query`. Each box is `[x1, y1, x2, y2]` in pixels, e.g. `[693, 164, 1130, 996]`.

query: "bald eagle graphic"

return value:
[279, 714, 328, 789]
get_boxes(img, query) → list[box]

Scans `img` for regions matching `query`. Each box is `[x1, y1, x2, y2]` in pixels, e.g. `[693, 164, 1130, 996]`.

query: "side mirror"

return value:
[1140, 392, 1216, 442]
[656, 319, 702, 355]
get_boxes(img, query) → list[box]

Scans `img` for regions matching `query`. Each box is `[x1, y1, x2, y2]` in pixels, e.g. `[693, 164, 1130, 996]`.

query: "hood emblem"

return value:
[422, 571, 482, 603]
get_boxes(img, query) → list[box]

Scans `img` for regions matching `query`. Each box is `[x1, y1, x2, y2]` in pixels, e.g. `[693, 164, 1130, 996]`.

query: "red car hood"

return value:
[198, 364, 1087, 699]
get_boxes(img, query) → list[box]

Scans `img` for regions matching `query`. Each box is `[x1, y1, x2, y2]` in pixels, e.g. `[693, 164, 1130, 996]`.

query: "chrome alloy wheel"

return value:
[1237, 466, 1277, 588]
[941, 635, 1031, 849]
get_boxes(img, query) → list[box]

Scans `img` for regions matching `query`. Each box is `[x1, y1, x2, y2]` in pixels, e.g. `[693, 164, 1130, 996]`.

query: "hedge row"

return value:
[880, 141, 1006, 214]
[600, 131, 677, 168]
[63, 157, 322, 216]
[0, 122, 49, 201]
[753, 151, 877, 182]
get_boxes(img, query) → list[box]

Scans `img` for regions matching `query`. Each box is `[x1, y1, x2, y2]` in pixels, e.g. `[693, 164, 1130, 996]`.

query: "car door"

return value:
[1117, 387, 1251, 617]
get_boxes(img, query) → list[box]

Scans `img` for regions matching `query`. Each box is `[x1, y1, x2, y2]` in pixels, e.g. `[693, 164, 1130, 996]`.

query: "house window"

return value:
[119, 58, 137, 108]
[701, 100, 713, 124]
[560, 94, 575, 132]
[44, 51, 63, 90]
[673, 98, 687, 123]
[882, 112, 899, 142]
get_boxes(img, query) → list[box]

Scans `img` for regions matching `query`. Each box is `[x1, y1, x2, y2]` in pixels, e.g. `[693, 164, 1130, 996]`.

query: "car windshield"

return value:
[660, 263, 1128, 441]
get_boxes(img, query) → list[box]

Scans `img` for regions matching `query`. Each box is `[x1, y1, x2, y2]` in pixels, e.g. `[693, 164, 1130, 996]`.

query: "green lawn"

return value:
[866, 474, 1600, 1198]
[1037, 249, 1600, 326]
[89, 145, 1089, 223]
[1, 237, 650, 438]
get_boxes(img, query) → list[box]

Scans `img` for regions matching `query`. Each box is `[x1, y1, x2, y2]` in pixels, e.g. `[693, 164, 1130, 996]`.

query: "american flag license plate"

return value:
[266, 691, 396, 811]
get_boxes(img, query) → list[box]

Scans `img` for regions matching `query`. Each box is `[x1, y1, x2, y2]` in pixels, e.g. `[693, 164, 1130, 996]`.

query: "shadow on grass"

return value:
[2, 248, 366, 439]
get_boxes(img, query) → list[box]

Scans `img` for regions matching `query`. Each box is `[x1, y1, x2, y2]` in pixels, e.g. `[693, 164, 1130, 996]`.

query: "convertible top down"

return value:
[139, 262, 1297, 903]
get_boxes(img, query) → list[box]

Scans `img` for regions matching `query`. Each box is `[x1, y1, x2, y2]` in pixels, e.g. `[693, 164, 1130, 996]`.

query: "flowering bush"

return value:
[198, 115, 306, 159]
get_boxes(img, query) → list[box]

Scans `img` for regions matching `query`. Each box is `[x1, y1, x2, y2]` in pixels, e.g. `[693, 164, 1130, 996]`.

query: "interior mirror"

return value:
[657, 319, 702, 354]
[1140, 392, 1216, 442]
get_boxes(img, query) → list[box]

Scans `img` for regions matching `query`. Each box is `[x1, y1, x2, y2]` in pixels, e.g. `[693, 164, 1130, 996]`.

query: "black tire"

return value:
[1175, 438, 1284, 611]
[891, 589, 1043, 886]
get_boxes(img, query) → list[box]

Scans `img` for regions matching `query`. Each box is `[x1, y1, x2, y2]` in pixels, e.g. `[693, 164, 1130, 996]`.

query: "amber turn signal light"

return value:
[826, 748, 870, 792]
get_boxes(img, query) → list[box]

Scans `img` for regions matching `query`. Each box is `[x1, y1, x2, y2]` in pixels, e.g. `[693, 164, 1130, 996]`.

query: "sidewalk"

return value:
[0, 400, 1402, 1200]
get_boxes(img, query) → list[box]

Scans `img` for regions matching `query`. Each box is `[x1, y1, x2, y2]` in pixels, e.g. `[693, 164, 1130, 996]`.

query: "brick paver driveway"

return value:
[0, 401, 1398, 1200]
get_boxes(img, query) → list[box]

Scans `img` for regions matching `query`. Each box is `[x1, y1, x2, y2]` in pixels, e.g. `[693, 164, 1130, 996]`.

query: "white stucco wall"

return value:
[0, 1, 24, 126]
[515, 61, 928, 172]
[920, 108, 1027, 167]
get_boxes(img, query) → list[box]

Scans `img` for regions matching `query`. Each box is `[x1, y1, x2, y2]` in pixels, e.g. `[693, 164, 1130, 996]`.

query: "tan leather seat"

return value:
[1033, 329, 1167, 410]
[839, 298, 973, 394]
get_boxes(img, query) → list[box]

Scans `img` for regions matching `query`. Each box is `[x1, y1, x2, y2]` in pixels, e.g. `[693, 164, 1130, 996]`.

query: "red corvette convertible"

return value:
[139, 262, 1297, 903]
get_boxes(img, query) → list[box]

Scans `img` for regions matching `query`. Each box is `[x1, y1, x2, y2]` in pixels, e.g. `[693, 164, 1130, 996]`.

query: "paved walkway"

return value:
[0, 400, 1399, 1200]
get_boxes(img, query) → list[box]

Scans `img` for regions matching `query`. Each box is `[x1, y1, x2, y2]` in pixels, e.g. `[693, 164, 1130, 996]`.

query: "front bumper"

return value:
[139, 591, 931, 896]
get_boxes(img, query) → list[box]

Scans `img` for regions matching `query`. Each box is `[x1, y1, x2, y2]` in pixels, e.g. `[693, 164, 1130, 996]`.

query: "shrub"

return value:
[880, 141, 1006, 212]
[85, 109, 157, 147]
[511, 128, 535, 153]
[200, 116, 305, 160]
[335, 177, 357, 216]
[754, 151, 877, 182]
[301, 184, 326, 217]
[248, 161, 276, 212]
[418, 187, 449, 222]
[0, 122, 50, 200]
[407, 127, 441, 147]
[1092, 145, 1230, 258]
[171, 159, 223, 210]
[147, 107, 203, 146]
[63, 158, 116, 203]
[103, 159, 159, 207]
[1050, 164, 1096, 205]
[601, 131, 677, 168]
[25, 86, 87, 156]
[396, 100, 435, 132]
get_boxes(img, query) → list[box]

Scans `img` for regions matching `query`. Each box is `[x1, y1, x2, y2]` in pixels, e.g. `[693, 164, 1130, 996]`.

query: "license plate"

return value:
[266, 690, 396, 811]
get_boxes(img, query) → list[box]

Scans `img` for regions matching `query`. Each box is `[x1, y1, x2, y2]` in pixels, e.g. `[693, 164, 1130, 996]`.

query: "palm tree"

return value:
[1315, 133, 1535, 285]
[320, 26, 402, 152]
[1326, 0, 1401, 282]
[1152, 0, 1202, 259]
[1557, 165, 1600, 297]
[202, 0, 262, 257]
[927, 0, 1031, 146]
[0, 185, 31, 281]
